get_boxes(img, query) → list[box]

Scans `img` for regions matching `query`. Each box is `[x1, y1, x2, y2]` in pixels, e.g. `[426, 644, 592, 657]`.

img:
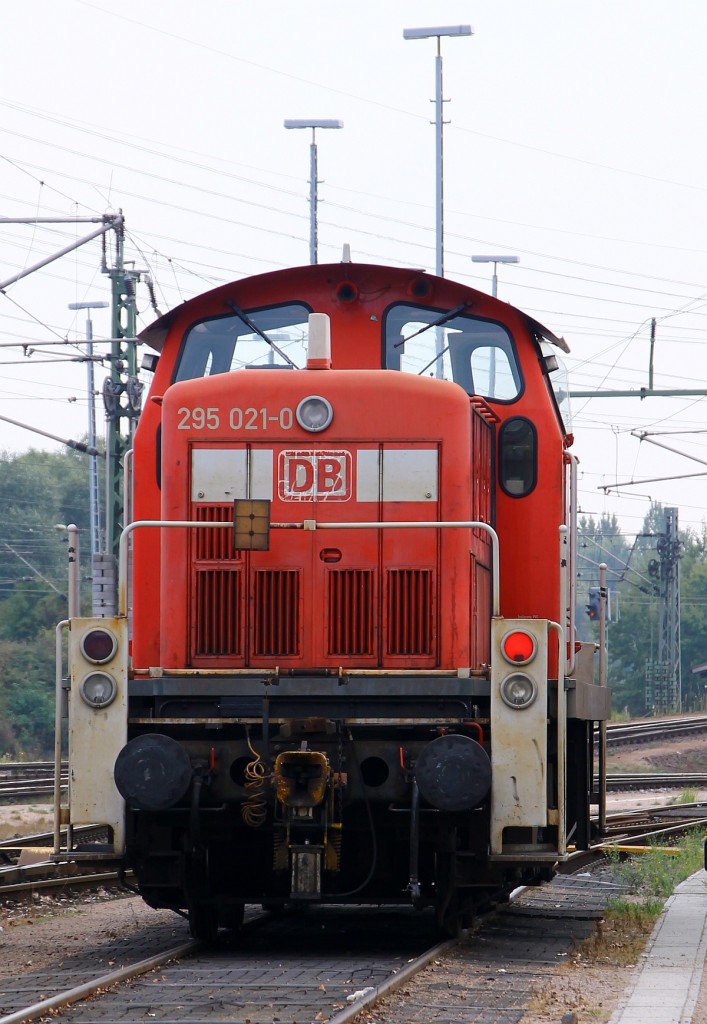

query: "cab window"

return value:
[384, 303, 522, 401]
[174, 302, 311, 382]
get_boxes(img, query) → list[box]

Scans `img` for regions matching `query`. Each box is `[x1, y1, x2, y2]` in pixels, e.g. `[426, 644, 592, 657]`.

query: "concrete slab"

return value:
[609, 870, 707, 1024]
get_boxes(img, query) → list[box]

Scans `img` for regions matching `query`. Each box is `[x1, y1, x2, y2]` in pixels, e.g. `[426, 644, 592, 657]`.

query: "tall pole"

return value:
[657, 507, 681, 711]
[309, 132, 318, 265]
[68, 300, 109, 561]
[86, 313, 99, 556]
[434, 41, 444, 278]
[284, 119, 344, 265]
[101, 212, 143, 564]
[598, 562, 608, 834]
[645, 507, 682, 713]
[404, 25, 473, 278]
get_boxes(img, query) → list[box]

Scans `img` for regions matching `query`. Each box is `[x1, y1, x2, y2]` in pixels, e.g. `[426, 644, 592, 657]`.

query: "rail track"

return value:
[0, 902, 453, 1024]
[0, 761, 66, 803]
[0, 796, 704, 1023]
[603, 713, 707, 747]
[0, 866, 631, 1024]
[606, 771, 707, 790]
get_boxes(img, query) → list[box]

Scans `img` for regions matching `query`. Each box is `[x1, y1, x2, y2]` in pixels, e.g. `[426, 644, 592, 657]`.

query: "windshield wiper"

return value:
[418, 345, 450, 377]
[226, 300, 298, 368]
[393, 302, 469, 349]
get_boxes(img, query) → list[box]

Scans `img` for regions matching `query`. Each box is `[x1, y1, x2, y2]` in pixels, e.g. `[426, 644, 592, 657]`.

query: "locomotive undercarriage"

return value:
[117, 678, 589, 939]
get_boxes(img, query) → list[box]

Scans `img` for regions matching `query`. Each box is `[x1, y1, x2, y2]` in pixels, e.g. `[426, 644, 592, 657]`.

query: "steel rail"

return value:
[0, 938, 198, 1024]
[0, 846, 654, 1024]
[595, 816, 707, 850]
[0, 823, 106, 851]
[606, 772, 707, 790]
[605, 802, 707, 824]
[327, 936, 457, 1024]
[0, 779, 66, 802]
[603, 716, 707, 747]
[326, 853, 596, 1024]
[0, 869, 121, 895]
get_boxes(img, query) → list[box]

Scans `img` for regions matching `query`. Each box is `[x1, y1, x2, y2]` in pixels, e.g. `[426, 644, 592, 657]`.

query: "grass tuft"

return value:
[667, 788, 699, 805]
[605, 828, 704, 900]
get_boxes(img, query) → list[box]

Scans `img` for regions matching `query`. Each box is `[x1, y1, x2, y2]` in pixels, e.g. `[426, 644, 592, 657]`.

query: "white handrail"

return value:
[118, 518, 500, 617]
[548, 618, 566, 857]
[54, 620, 69, 855]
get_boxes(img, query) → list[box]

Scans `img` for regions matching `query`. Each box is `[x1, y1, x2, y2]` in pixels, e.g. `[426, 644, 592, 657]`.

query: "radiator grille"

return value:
[386, 569, 434, 656]
[253, 570, 300, 656]
[328, 569, 374, 656]
[194, 568, 242, 656]
[193, 504, 239, 560]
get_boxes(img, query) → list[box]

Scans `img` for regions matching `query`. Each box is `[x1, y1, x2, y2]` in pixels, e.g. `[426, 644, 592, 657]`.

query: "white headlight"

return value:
[296, 395, 333, 432]
[499, 673, 537, 710]
[80, 672, 117, 709]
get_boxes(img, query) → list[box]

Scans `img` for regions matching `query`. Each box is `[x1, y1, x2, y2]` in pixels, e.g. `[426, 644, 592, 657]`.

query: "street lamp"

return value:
[283, 119, 344, 265]
[471, 255, 520, 297]
[403, 25, 473, 278]
[68, 300, 109, 560]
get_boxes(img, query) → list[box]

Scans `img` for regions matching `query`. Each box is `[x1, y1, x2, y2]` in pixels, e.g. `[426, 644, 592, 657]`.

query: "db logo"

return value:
[279, 450, 352, 501]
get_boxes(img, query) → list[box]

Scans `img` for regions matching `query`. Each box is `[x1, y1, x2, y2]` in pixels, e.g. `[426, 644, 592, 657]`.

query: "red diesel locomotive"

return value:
[58, 261, 609, 938]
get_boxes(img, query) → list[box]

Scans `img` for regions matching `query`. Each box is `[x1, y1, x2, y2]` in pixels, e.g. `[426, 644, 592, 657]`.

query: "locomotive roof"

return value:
[138, 263, 569, 356]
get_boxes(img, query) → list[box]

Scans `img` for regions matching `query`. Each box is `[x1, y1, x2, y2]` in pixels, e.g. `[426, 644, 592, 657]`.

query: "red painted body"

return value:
[131, 263, 569, 674]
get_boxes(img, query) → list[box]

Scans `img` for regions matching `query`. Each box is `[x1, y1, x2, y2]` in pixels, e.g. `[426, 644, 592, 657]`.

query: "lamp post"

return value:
[469, 257, 518, 396]
[283, 119, 344, 265]
[403, 25, 473, 278]
[471, 255, 520, 297]
[68, 300, 109, 560]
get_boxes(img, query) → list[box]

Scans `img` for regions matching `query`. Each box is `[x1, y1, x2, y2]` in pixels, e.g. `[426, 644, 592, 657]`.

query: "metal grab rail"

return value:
[118, 518, 500, 618]
[548, 618, 566, 857]
[54, 619, 69, 855]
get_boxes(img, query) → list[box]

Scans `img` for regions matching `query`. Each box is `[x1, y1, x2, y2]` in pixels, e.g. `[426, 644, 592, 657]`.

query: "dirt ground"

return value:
[607, 734, 707, 775]
[0, 802, 54, 842]
[1, 735, 706, 1022]
[0, 889, 183, 977]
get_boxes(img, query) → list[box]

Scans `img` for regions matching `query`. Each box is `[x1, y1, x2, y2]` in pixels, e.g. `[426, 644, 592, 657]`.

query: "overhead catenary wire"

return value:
[2, 11, 707, 550]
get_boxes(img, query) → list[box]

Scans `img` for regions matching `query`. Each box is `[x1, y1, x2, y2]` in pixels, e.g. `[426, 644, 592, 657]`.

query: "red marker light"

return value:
[501, 630, 536, 665]
[81, 628, 118, 664]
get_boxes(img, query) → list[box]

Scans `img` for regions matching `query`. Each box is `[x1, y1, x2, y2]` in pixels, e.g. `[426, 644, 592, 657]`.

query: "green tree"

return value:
[577, 507, 664, 715]
[0, 634, 57, 757]
[0, 447, 93, 637]
[578, 503, 707, 717]
[0, 446, 97, 757]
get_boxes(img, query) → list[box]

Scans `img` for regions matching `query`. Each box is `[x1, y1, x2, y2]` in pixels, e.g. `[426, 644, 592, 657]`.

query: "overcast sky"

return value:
[2, 0, 707, 544]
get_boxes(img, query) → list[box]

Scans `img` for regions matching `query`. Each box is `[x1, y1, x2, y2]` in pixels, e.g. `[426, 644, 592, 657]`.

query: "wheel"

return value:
[220, 903, 245, 932]
[434, 848, 474, 937]
[188, 901, 219, 942]
[439, 894, 473, 937]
